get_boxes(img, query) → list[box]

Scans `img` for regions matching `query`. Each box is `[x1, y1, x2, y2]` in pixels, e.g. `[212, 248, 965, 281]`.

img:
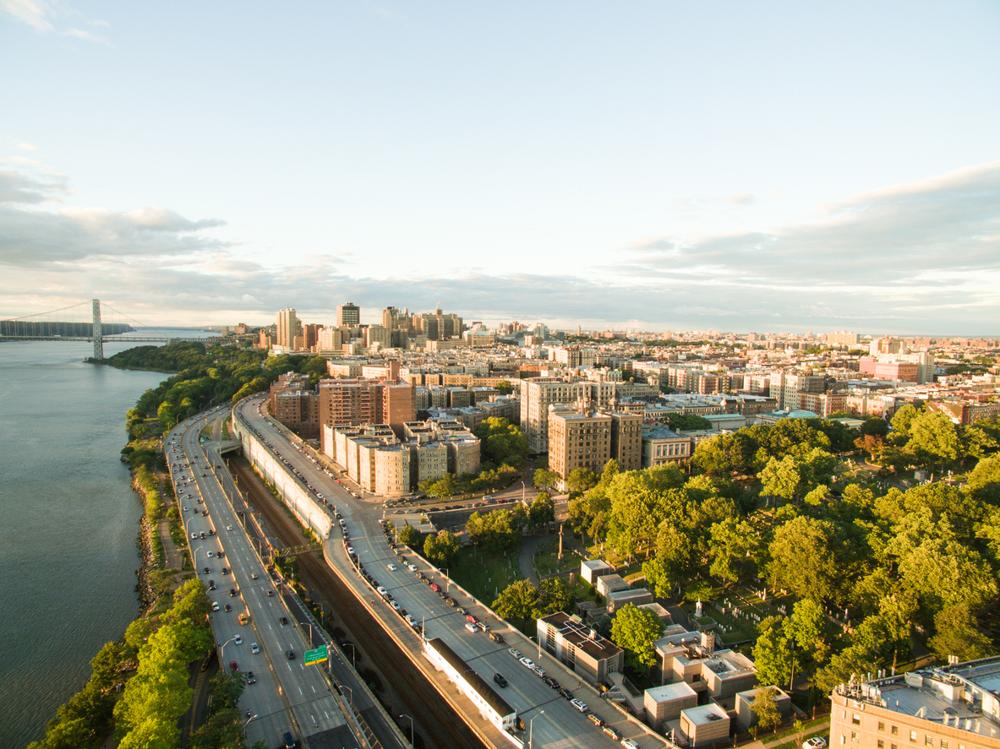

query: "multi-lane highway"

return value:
[167, 408, 365, 749]
[235, 394, 669, 749]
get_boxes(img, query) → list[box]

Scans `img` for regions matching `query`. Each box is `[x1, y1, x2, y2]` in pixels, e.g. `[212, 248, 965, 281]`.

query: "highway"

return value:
[168, 408, 365, 749]
[235, 395, 669, 749]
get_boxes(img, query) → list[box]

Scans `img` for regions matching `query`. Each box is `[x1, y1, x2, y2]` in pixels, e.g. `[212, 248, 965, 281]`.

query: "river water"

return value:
[0, 332, 212, 748]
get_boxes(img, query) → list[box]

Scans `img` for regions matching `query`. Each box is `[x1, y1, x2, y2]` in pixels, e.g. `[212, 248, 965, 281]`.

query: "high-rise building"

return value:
[276, 307, 300, 349]
[318, 379, 382, 453]
[336, 302, 360, 327]
[364, 324, 391, 349]
[548, 407, 612, 481]
[829, 656, 1000, 749]
[769, 371, 826, 410]
[520, 379, 589, 453]
[382, 382, 416, 436]
[610, 412, 643, 471]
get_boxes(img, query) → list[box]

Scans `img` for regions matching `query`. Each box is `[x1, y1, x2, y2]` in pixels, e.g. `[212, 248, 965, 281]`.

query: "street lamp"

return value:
[399, 713, 414, 745]
[442, 567, 450, 592]
[242, 713, 258, 732]
[528, 710, 545, 749]
[219, 635, 238, 662]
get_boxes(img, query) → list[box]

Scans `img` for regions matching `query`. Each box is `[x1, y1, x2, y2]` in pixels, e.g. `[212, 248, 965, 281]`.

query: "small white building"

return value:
[580, 559, 612, 585]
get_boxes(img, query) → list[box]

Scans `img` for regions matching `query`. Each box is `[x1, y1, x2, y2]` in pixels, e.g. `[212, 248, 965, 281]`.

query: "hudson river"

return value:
[0, 333, 209, 747]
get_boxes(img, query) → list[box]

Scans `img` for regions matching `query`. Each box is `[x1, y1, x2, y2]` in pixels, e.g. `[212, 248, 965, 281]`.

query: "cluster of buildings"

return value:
[532, 559, 788, 746]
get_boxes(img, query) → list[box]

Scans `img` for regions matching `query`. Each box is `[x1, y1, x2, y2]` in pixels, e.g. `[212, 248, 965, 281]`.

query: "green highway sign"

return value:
[303, 646, 327, 666]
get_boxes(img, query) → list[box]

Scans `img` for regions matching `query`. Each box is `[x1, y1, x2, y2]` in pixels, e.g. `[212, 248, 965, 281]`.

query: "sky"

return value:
[1, 1, 998, 335]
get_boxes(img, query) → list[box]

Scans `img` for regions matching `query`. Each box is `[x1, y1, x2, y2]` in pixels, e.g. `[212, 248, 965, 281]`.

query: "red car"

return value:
[465, 614, 478, 624]
[429, 583, 441, 593]
[229, 661, 239, 672]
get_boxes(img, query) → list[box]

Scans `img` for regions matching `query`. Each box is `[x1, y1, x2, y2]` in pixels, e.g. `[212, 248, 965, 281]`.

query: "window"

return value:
[853, 714, 862, 725]
[878, 742, 884, 748]
[925, 738, 934, 747]
[910, 730, 918, 742]
[892, 726, 899, 736]
[879, 722, 886, 732]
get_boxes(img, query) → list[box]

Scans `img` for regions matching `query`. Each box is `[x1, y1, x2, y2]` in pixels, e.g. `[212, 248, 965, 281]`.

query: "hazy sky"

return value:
[2, 1, 998, 333]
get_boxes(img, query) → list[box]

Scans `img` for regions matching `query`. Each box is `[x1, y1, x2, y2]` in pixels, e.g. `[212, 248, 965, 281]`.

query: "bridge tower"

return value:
[92, 298, 103, 360]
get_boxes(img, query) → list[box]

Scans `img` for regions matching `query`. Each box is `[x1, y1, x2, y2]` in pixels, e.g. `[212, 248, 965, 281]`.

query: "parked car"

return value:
[802, 739, 828, 749]
[488, 631, 505, 644]
[570, 698, 588, 713]
[493, 673, 508, 688]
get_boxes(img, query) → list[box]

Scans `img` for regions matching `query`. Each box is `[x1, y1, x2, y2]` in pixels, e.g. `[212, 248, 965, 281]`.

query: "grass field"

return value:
[450, 544, 521, 603]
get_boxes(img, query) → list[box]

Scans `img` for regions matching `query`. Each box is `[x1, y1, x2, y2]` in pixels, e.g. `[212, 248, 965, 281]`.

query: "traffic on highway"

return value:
[234, 394, 667, 749]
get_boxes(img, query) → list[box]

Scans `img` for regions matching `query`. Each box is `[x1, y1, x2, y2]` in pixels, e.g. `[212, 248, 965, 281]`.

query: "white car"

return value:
[570, 698, 588, 713]
[376, 586, 388, 597]
[387, 563, 398, 571]
[621, 740, 639, 749]
[226, 525, 233, 531]
[207, 551, 214, 558]
[519, 657, 535, 669]
[803, 739, 828, 749]
[250, 642, 260, 654]
[406, 563, 417, 572]
[405, 614, 418, 629]
[234, 634, 243, 645]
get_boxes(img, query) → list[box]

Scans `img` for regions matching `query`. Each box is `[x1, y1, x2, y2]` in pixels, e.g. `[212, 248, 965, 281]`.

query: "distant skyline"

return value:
[1, 1, 998, 334]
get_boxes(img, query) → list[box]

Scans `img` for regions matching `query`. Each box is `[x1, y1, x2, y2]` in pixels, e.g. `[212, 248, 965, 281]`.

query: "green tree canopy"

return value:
[610, 604, 662, 669]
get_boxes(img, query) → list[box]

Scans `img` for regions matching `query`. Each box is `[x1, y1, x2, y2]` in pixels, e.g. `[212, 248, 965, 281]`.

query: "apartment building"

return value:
[829, 657, 1000, 749]
[382, 382, 416, 436]
[537, 612, 624, 686]
[318, 378, 382, 454]
[520, 379, 588, 453]
[275, 307, 300, 349]
[548, 407, 612, 481]
[769, 371, 826, 410]
[268, 373, 319, 437]
[610, 411, 643, 470]
[336, 301, 360, 327]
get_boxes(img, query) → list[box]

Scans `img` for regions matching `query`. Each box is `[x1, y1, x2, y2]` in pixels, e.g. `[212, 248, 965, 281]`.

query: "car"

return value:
[530, 664, 546, 677]
[519, 657, 535, 669]
[456, 606, 467, 616]
[508, 648, 522, 659]
[183, 506, 189, 512]
[245, 670, 256, 685]
[280, 616, 289, 625]
[234, 634, 243, 645]
[203, 566, 210, 574]
[570, 699, 588, 713]
[250, 572, 259, 580]
[588, 713, 605, 727]
[464, 622, 477, 633]
[207, 551, 214, 558]
[221, 567, 229, 575]
[229, 588, 237, 597]
[229, 660, 239, 671]
[405, 614, 418, 629]
[465, 614, 478, 624]
[406, 563, 417, 571]
[250, 643, 260, 654]
[387, 563, 397, 571]
[429, 583, 441, 593]
[475, 621, 488, 632]
[620, 740, 639, 749]
[602, 726, 621, 741]
[390, 600, 400, 611]
[211, 601, 220, 612]
[544, 676, 559, 689]
[346, 546, 355, 555]
[559, 687, 573, 700]
[802, 739, 828, 749]
[267, 590, 275, 597]
[191, 532, 198, 540]
[376, 586, 387, 596]
[282, 732, 297, 749]
[226, 524, 233, 531]
[224, 603, 232, 612]
[286, 650, 296, 660]
[493, 673, 508, 688]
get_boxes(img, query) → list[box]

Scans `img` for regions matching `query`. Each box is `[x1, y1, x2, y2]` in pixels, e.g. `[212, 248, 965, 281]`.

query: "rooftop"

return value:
[837, 656, 1000, 741]
[646, 682, 698, 703]
[538, 612, 623, 662]
[682, 702, 730, 725]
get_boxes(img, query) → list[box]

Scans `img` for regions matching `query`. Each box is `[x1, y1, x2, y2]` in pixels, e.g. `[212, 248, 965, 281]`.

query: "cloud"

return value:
[0, 168, 226, 264]
[0, 163, 996, 335]
[1, 0, 109, 42]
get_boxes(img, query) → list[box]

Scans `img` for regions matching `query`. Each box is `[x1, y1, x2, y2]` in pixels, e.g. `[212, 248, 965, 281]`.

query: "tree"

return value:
[752, 616, 797, 689]
[423, 530, 459, 566]
[610, 604, 662, 669]
[860, 417, 889, 438]
[854, 434, 886, 462]
[889, 403, 922, 445]
[767, 516, 838, 601]
[786, 598, 832, 666]
[495, 380, 513, 395]
[396, 524, 421, 547]
[750, 687, 782, 736]
[928, 604, 995, 662]
[491, 580, 539, 624]
[474, 417, 528, 468]
[533, 468, 559, 491]
[566, 467, 599, 494]
[528, 493, 555, 527]
[708, 517, 762, 585]
[537, 578, 572, 616]
[966, 453, 1000, 504]
[907, 411, 961, 470]
[760, 455, 801, 502]
[466, 509, 519, 550]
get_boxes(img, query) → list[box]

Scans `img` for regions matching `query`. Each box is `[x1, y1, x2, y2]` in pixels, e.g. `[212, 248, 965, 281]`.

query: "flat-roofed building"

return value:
[580, 559, 612, 585]
[537, 612, 624, 686]
[642, 425, 692, 467]
[610, 411, 643, 470]
[548, 407, 612, 481]
[735, 686, 792, 731]
[679, 703, 730, 747]
[596, 573, 630, 598]
[382, 382, 415, 436]
[520, 378, 588, 453]
[655, 630, 757, 699]
[374, 444, 410, 497]
[410, 440, 448, 487]
[607, 587, 654, 612]
[830, 656, 1000, 749]
[644, 682, 698, 731]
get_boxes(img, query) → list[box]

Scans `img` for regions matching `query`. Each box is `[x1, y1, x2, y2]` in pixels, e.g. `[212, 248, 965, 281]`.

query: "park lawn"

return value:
[450, 544, 521, 603]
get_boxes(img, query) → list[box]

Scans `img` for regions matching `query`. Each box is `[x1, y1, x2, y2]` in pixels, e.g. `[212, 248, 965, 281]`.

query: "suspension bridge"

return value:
[0, 299, 211, 360]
